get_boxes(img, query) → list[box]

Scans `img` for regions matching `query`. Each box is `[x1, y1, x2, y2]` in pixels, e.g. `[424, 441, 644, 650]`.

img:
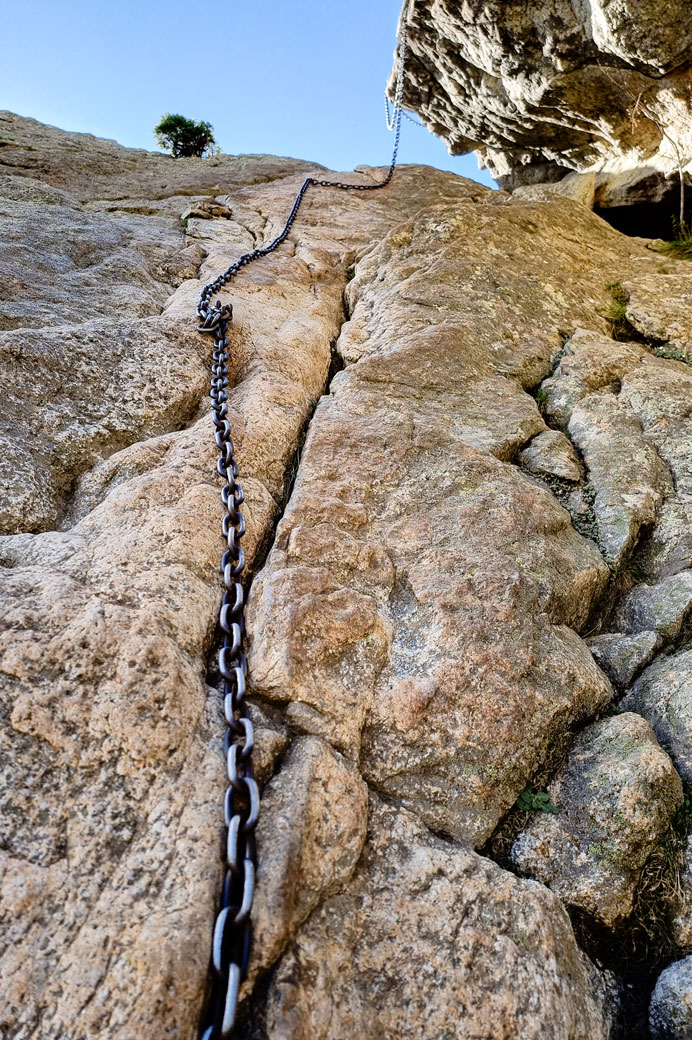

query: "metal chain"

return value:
[385, 94, 425, 129]
[196, 7, 411, 1039]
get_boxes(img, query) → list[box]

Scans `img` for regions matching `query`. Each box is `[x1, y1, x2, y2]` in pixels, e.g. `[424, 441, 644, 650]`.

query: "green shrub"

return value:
[603, 280, 630, 339]
[154, 113, 218, 158]
[516, 783, 559, 814]
[660, 220, 692, 260]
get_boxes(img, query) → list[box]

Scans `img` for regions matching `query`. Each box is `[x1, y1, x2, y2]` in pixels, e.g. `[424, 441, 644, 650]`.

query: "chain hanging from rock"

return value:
[196, 4, 412, 1037]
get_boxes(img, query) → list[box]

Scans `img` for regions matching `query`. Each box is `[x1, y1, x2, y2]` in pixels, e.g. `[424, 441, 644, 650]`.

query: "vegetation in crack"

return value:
[660, 221, 692, 261]
[603, 280, 632, 341]
[515, 783, 559, 814]
[481, 728, 587, 872]
[523, 373, 604, 559]
[652, 345, 692, 366]
[602, 280, 691, 365]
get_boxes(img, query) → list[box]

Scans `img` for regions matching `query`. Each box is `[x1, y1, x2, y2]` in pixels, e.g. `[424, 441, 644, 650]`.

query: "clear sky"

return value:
[1, 0, 495, 187]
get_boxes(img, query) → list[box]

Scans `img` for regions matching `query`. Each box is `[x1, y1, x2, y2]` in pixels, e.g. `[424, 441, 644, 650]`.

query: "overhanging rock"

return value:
[392, 0, 692, 209]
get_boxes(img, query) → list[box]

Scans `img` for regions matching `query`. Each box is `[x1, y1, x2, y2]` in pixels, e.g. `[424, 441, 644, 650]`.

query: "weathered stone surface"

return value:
[641, 499, 692, 579]
[0, 117, 360, 1040]
[513, 172, 597, 209]
[626, 272, 692, 361]
[541, 328, 651, 429]
[568, 393, 670, 566]
[0, 172, 202, 331]
[262, 798, 615, 1040]
[511, 713, 683, 927]
[618, 348, 692, 579]
[541, 326, 692, 576]
[649, 957, 692, 1040]
[0, 317, 213, 533]
[623, 650, 692, 783]
[614, 571, 692, 640]
[0, 110, 323, 201]
[519, 429, 583, 483]
[392, 1, 692, 197]
[588, 630, 662, 688]
[618, 350, 692, 504]
[245, 736, 368, 990]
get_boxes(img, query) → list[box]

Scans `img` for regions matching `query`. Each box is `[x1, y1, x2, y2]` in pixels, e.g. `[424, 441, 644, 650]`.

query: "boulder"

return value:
[650, 957, 692, 1039]
[511, 713, 683, 927]
[519, 430, 583, 483]
[623, 649, 692, 782]
[541, 326, 692, 578]
[613, 571, 692, 640]
[588, 630, 662, 688]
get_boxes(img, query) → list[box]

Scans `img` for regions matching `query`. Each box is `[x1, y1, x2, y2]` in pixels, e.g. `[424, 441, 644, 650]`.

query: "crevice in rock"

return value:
[203, 297, 351, 756]
[199, 368, 339, 1036]
[244, 332, 345, 586]
[480, 712, 604, 873]
[236, 968, 272, 1040]
[521, 362, 607, 584]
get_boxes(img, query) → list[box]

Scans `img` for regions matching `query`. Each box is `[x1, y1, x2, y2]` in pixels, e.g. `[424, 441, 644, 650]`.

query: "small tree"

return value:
[154, 114, 218, 158]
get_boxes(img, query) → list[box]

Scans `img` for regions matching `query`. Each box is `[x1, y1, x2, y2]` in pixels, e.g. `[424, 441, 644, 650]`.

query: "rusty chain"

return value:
[196, 9, 411, 1039]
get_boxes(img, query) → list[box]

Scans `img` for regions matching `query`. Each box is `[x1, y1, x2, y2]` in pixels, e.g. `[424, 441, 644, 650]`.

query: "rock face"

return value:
[2, 113, 692, 1038]
[540, 326, 692, 578]
[588, 630, 662, 689]
[672, 835, 692, 949]
[393, 1, 692, 199]
[263, 798, 615, 1040]
[623, 650, 692, 783]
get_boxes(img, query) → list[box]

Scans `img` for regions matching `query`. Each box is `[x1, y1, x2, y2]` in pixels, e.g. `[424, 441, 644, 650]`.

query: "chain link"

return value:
[196, 8, 412, 1039]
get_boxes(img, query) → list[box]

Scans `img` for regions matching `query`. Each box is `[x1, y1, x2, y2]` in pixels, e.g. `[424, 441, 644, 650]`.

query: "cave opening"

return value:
[596, 196, 682, 239]
[594, 173, 688, 239]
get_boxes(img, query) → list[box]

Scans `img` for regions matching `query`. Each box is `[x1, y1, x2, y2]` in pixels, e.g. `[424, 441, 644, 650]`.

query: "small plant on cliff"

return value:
[603, 280, 630, 339]
[154, 114, 218, 158]
[661, 220, 692, 261]
[516, 783, 559, 814]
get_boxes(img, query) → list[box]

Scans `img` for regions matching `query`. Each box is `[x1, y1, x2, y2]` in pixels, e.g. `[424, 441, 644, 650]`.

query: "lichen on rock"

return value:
[511, 713, 683, 927]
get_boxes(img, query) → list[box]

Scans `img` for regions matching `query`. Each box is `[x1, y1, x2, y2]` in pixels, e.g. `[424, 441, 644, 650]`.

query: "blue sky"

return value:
[2, 0, 494, 187]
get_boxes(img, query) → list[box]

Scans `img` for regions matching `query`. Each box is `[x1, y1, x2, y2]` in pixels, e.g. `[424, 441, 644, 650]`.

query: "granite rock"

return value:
[587, 630, 662, 688]
[623, 649, 692, 783]
[650, 957, 692, 1040]
[262, 798, 616, 1040]
[519, 429, 583, 483]
[511, 713, 683, 927]
[4, 112, 692, 1038]
[614, 571, 692, 641]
